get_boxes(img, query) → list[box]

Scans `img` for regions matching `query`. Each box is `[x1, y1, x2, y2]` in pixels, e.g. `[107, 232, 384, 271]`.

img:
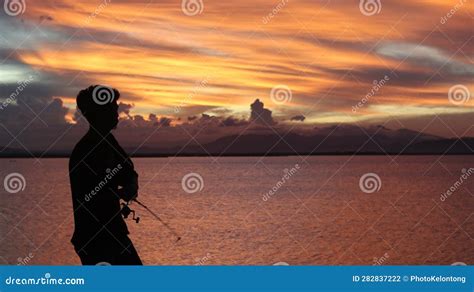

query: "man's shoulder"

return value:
[69, 134, 101, 167]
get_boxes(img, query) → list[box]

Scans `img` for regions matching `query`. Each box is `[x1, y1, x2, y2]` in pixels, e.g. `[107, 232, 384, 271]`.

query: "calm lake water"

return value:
[0, 156, 472, 265]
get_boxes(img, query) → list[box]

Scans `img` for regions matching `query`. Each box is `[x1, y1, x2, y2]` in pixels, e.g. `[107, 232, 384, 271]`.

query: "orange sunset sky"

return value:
[0, 0, 473, 151]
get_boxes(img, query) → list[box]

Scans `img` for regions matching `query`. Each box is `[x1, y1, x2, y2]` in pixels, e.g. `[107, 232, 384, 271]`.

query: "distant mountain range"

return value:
[155, 125, 473, 156]
[1, 125, 473, 157]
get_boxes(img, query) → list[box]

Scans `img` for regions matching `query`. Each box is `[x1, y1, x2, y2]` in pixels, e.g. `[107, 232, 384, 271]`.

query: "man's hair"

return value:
[76, 85, 120, 117]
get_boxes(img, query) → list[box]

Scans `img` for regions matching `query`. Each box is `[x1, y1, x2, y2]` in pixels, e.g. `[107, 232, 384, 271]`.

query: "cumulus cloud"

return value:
[250, 99, 275, 126]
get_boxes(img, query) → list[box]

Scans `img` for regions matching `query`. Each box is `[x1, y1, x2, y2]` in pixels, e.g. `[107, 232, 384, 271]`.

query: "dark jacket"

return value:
[69, 131, 138, 250]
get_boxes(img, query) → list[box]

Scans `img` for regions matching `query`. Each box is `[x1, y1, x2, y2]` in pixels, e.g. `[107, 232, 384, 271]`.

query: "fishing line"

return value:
[132, 199, 182, 242]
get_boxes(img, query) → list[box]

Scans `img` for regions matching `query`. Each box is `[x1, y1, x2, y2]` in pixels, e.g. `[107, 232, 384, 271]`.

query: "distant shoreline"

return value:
[1, 152, 472, 159]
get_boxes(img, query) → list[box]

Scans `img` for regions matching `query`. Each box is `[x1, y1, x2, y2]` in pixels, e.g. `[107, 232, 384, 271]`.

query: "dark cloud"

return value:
[149, 114, 171, 127]
[220, 116, 248, 127]
[290, 115, 305, 122]
[118, 102, 133, 116]
[250, 99, 275, 126]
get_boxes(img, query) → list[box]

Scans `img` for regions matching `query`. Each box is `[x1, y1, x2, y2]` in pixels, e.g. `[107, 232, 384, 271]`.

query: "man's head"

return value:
[77, 85, 120, 132]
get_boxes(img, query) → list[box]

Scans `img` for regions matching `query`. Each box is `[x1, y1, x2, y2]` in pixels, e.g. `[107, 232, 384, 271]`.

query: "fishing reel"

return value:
[121, 202, 140, 223]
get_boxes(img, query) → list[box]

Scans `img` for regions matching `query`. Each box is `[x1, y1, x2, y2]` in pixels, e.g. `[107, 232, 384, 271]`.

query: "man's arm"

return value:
[117, 168, 139, 202]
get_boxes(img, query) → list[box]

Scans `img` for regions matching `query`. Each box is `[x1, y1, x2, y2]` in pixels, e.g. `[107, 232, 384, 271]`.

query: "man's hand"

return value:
[117, 184, 138, 202]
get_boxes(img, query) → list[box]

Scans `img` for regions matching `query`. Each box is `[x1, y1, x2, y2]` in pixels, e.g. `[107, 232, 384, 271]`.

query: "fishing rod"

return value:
[122, 198, 181, 242]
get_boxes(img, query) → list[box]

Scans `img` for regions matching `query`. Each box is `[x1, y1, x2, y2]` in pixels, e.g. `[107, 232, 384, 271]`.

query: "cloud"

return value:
[250, 99, 275, 126]
[118, 102, 133, 116]
[290, 115, 305, 122]
[376, 42, 474, 76]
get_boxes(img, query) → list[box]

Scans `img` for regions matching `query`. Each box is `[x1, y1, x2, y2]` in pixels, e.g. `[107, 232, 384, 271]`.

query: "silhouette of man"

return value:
[69, 85, 142, 265]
